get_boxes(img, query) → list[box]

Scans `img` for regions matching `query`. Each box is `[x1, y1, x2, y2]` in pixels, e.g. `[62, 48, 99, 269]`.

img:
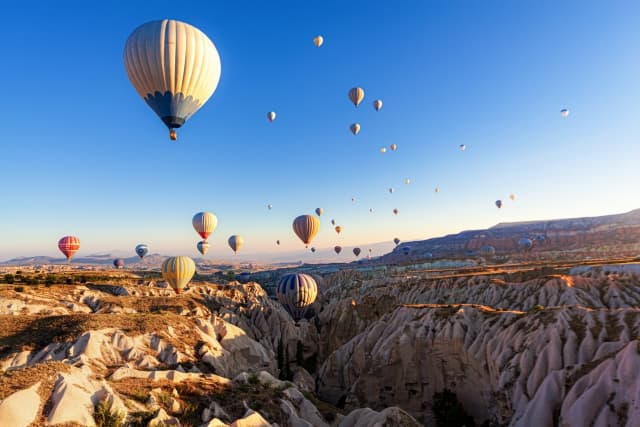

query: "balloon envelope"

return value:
[315, 208, 323, 216]
[124, 20, 221, 136]
[390, 144, 397, 151]
[353, 247, 361, 256]
[276, 273, 318, 321]
[509, 194, 516, 201]
[561, 108, 570, 117]
[348, 87, 365, 107]
[335, 225, 342, 234]
[480, 245, 496, 256]
[135, 244, 148, 259]
[228, 235, 244, 253]
[350, 123, 360, 135]
[393, 208, 398, 215]
[495, 200, 503, 209]
[293, 215, 321, 247]
[518, 238, 533, 251]
[313, 35, 324, 47]
[380, 147, 387, 153]
[459, 144, 466, 151]
[197, 240, 210, 255]
[58, 236, 80, 262]
[373, 99, 383, 111]
[192, 212, 218, 239]
[394, 238, 400, 245]
[334, 246, 342, 254]
[161, 256, 196, 294]
[113, 258, 124, 269]
[267, 111, 276, 122]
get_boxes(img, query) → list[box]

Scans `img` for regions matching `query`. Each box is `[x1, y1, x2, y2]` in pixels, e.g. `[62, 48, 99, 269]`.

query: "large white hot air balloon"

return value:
[124, 19, 222, 140]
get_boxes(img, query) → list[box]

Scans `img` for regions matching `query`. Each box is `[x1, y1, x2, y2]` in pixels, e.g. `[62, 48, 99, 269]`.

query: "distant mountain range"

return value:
[384, 208, 640, 261]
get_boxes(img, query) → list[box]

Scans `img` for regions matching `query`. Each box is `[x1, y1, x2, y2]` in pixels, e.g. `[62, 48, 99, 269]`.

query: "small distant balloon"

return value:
[334, 246, 342, 254]
[393, 208, 399, 215]
[435, 187, 440, 193]
[313, 35, 324, 47]
[561, 108, 570, 118]
[390, 144, 397, 151]
[331, 219, 336, 226]
[135, 244, 148, 259]
[393, 237, 400, 245]
[276, 240, 280, 246]
[335, 225, 342, 234]
[348, 87, 365, 107]
[495, 200, 503, 209]
[351, 197, 356, 203]
[459, 144, 466, 151]
[353, 247, 361, 256]
[518, 237, 533, 252]
[267, 204, 273, 210]
[58, 236, 80, 262]
[350, 123, 361, 135]
[197, 240, 210, 255]
[509, 194, 516, 201]
[311, 247, 316, 253]
[369, 208, 373, 213]
[404, 178, 411, 185]
[228, 235, 244, 254]
[389, 187, 394, 194]
[380, 147, 387, 153]
[315, 208, 324, 216]
[113, 258, 124, 269]
[402, 246, 411, 256]
[373, 99, 383, 111]
[267, 111, 276, 122]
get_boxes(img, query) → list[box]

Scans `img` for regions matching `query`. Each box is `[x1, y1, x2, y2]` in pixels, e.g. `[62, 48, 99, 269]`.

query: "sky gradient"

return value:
[1, 0, 639, 261]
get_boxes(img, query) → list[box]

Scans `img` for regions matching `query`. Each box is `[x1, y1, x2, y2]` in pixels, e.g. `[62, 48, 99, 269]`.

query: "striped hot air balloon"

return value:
[373, 99, 383, 111]
[113, 258, 124, 269]
[292, 215, 320, 247]
[350, 123, 360, 135]
[228, 235, 244, 254]
[161, 256, 196, 294]
[58, 236, 80, 262]
[315, 208, 323, 217]
[192, 212, 218, 239]
[124, 20, 222, 141]
[197, 240, 210, 255]
[348, 87, 365, 107]
[276, 273, 318, 321]
[135, 244, 148, 259]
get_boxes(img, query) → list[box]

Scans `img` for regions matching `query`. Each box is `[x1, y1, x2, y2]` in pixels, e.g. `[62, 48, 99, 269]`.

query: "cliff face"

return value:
[386, 209, 640, 260]
[316, 267, 640, 426]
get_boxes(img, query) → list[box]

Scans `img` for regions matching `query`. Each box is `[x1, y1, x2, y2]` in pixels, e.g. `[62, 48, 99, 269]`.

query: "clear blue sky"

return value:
[1, 0, 639, 261]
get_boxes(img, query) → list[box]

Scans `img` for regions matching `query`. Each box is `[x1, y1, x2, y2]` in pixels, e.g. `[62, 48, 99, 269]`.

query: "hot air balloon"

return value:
[313, 35, 324, 47]
[369, 208, 373, 213]
[561, 108, 570, 118]
[509, 194, 516, 201]
[459, 144, 466, 151]
[161, 256, 196, 294]
[276, 240, 280, 246]
[334, 246, 342, 254]
[348, 87, 364, 107]
[350, 123, 361, 135]
[228, 235, 244, 254]
[197, 240, 210, 255]
[267, 111, 276, 122]
[393, 208, 399, 215]
[353, 247, 361, 256]
[331, 219, 336, 226]
[192, 212, 218, 239]
[373, 99, 383, 111]
[390, 144, 397, 151]
[113, 258, 124, 269]
[335, 225, 342, 234]
[495, 200, 503, 209]
[535, 234, 547, 243]
[402, 246, 411, 256]
[135, 244, 148, 259]
[518, 237, 533, 252]
[351, 197, 356, 203]
[389, 187, 394, 194]
[480, 245, 496, 257]
[237, 272, 251, 283]
[293, 215, 321, 247]
[58, 236, 80, 262]
[405, 178, 411, 185]
[435, 188, 440, 193]
[394, 238, 400, 245]
[267, 204, 273, 210]
[315, 208, 323, 216]
[124, 20, 221, 140]
[380, 147, 387, 153]
[311, 247, 316, 253]
[276, 273, 318, 321]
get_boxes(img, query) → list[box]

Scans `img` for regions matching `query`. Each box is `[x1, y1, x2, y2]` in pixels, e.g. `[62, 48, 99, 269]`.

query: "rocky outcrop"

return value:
[0, 382, 41, 427]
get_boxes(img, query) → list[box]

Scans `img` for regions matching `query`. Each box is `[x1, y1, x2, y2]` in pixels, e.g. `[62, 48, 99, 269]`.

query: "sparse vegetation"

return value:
[93, 399, 125, 427]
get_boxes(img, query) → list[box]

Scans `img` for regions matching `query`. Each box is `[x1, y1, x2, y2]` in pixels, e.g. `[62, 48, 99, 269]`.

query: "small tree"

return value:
[4, 274, 14, 284]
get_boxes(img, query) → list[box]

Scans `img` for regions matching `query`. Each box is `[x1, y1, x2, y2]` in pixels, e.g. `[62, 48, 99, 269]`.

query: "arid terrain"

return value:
[1, 256, 640, 426]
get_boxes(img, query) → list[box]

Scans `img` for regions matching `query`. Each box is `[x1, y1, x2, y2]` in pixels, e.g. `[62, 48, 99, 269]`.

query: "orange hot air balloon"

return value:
[335, 225, 342, 234]
[390, 144, 397, 151]
[58, 236, 80, 262]
[293, 214, 321, 247]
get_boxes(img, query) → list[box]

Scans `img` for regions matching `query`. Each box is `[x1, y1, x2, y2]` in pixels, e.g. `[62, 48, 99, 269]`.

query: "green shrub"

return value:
[248, 373, 260, 385]
[93, 399, 125, 427]
[4, 274, 14, 284]
[14, 286, 24, 293]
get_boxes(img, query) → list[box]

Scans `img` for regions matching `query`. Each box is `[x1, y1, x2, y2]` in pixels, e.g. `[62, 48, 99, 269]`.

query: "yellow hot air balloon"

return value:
[380, 147, 387, 153]
[161, 256, 196, 294]
[124, 20, 222, 140]
[390, 144, 397, 151]
[510, 193, 517, 201]
[405, 178, 411, 185]
[293, 215, 321, 247]
[313, 35, 324, 47]
[348, 87, 365, 107]
[350, 123, 361, 135]
[192, 212, 218, 240]
[335, 225, 342, 234]
[373, 99, 383, 111]
[228, 235, 244, 254]
[267, 111, 276, 122]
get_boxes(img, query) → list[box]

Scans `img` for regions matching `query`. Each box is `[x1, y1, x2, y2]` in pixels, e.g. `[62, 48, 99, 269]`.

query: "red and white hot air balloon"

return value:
[58, 236, 80, 262]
